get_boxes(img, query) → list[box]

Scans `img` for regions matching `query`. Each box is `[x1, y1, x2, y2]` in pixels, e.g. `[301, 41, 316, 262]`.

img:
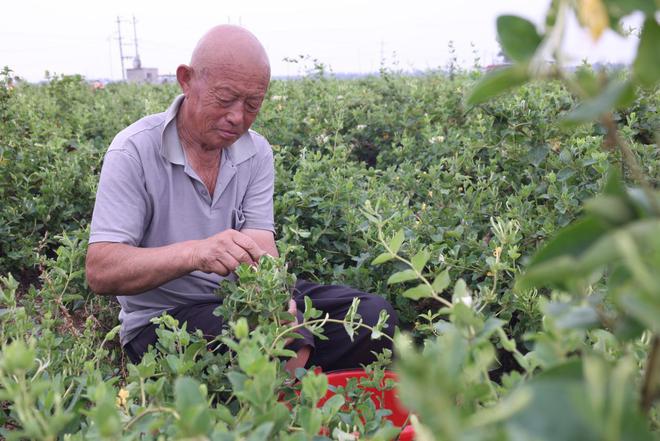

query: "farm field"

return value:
[0, 64, 659, 440]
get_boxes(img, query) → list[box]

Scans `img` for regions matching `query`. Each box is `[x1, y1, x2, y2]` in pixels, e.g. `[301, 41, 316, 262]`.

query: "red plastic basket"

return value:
[319, 369, 415, 441]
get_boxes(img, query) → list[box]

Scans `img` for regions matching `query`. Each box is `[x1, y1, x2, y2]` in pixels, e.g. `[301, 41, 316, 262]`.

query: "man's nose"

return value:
[225, 102, 244, 127]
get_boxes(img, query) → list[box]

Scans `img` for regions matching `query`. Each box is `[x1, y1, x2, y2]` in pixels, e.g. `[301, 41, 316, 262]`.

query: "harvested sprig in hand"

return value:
[214, 255, 297, 329]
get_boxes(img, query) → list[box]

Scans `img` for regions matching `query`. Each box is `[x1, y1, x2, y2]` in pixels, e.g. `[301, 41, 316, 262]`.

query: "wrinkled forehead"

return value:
[199, 64, 270, 95]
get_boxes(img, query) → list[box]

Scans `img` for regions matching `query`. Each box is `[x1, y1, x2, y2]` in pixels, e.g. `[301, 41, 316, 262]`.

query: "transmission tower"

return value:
[115, 16, 133, 80]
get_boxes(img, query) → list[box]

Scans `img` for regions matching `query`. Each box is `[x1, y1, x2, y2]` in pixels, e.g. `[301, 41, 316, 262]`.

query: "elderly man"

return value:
[85, 25, 396, 372]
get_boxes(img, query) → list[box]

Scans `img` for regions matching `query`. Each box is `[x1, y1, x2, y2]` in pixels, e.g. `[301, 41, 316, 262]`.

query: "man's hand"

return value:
[190, 229, 265, 275]
[285, 346, 311, 375]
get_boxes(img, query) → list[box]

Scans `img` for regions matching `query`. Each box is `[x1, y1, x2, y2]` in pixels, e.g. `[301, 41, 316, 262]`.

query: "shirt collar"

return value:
[161, 95, 186, 165]
[160, 94, 258, 166]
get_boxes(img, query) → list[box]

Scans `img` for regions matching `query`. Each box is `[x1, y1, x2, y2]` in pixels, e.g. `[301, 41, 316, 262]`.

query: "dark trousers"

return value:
[123, 279, 398, 372]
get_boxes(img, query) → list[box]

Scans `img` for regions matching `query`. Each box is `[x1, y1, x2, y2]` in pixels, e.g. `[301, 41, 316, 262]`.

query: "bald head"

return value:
[176, 25, 271, 150]
[189, 25, 270, 81]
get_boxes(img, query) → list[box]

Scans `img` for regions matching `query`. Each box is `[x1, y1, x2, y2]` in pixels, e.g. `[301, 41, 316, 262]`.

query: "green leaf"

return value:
[388, 229, 405, 254]
[301, 372, 328, 405]
[633, 18, 660, 88]
[544, 302, 600, 330]
[562, 80, 635, 123]
[246, 422, 275, 441]
[497, 15, 543, 62]
[233, 317, 249, 339]
[174, 377, 205, 409]
[603, 0, 657, 20]
[469, 388, 533, 427]
[527, 144, 550, 167]
[411, 248, 430, 272]
[585, 195, 635, 226]
[298, 407, 323, 436]
[174, 377, 212, 436]
[402, 284, 434, 300]
[498, 328, 517, 353]
[519, 219, 660, 290]
[303, 295, 322, 321]
[0, 340, 35, 374]
[369, 426, 404, 441]
[387, 269, 419, 285]
[527, 217, 609, 268]
[475, 317, 506, 345]
[371, 309, 390, 340]
[431, 269, 451, 293]
[320, 394, 345, 420]
[372, 252, 394, 265]
[574, 67, 600, 97]
[602, 167, 626, 197]
[91, 400, 122, 437]
[506, 358, 654, 441]
[452, 279, 469, 304]
[467, 65, 530, 105]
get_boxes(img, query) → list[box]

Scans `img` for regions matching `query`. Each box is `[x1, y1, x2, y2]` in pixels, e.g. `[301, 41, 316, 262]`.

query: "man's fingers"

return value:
[226, 244, 255, 266]
[288, 299, 297, 315]
[210, 260, 229, 276]
[217, 252, 240, 272]
[231, 232, 265, 261]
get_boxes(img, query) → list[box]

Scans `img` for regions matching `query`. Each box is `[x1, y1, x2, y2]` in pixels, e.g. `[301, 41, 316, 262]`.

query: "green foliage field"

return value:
[0, 64, 659, 439]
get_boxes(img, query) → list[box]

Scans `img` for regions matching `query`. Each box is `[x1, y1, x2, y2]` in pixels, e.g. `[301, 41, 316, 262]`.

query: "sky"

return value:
[0, 0, 643, 82]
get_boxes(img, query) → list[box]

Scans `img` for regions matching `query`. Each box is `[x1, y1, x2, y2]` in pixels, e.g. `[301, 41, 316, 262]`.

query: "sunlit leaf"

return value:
[388, 229, 405, 254]
[387, 269, 419, 285]
[411, 248, 430, 272]
[467, 65, 530, 105]
[452, 279, 471, 307]
[372, 252, 394, 265]
[431, 269, 451, 293]
[402, 284, 434, 300]
[578, 0, 609, 41]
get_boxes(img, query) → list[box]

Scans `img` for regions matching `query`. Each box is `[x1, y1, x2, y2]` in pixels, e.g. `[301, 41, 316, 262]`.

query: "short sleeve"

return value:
[89, 149, 152, 245]
[241, 145, 275, 232]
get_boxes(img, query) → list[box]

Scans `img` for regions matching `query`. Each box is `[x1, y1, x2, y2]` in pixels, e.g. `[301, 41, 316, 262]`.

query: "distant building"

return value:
[158, 74, 177, 84]
[126, 55, 158, 84]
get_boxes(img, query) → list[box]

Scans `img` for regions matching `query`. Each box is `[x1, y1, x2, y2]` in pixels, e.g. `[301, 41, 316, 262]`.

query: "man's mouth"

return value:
[217, 129, 238, 139]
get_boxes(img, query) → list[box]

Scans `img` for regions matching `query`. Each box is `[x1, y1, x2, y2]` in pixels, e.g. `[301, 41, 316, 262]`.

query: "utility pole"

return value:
[132, 15, 141, 68]
[115, 16, 132, 80]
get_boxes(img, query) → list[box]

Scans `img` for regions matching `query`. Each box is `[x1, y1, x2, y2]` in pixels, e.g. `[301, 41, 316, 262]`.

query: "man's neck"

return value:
[176, 113, 222, 197]
[176, 113, 222, 171]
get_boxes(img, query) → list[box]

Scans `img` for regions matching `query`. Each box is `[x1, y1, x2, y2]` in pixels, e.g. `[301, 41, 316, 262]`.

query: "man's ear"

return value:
[176, 64, 193, 95]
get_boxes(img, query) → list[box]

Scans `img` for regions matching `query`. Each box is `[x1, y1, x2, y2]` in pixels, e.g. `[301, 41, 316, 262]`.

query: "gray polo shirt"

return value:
[89, 94, 275, 345]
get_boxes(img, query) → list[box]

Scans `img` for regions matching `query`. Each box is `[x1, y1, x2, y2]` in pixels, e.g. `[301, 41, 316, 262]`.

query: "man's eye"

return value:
[245, 101, 260, 113]
[218, 98, 235, 106]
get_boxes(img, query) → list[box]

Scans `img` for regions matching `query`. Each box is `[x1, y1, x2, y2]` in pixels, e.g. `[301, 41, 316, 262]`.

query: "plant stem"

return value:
[377, 225, 453, 308]
[601, 113, 660, 214]
[270, 317, 395, 352]
[123, 406, 180, 431]
[642, 334, 660, 413]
